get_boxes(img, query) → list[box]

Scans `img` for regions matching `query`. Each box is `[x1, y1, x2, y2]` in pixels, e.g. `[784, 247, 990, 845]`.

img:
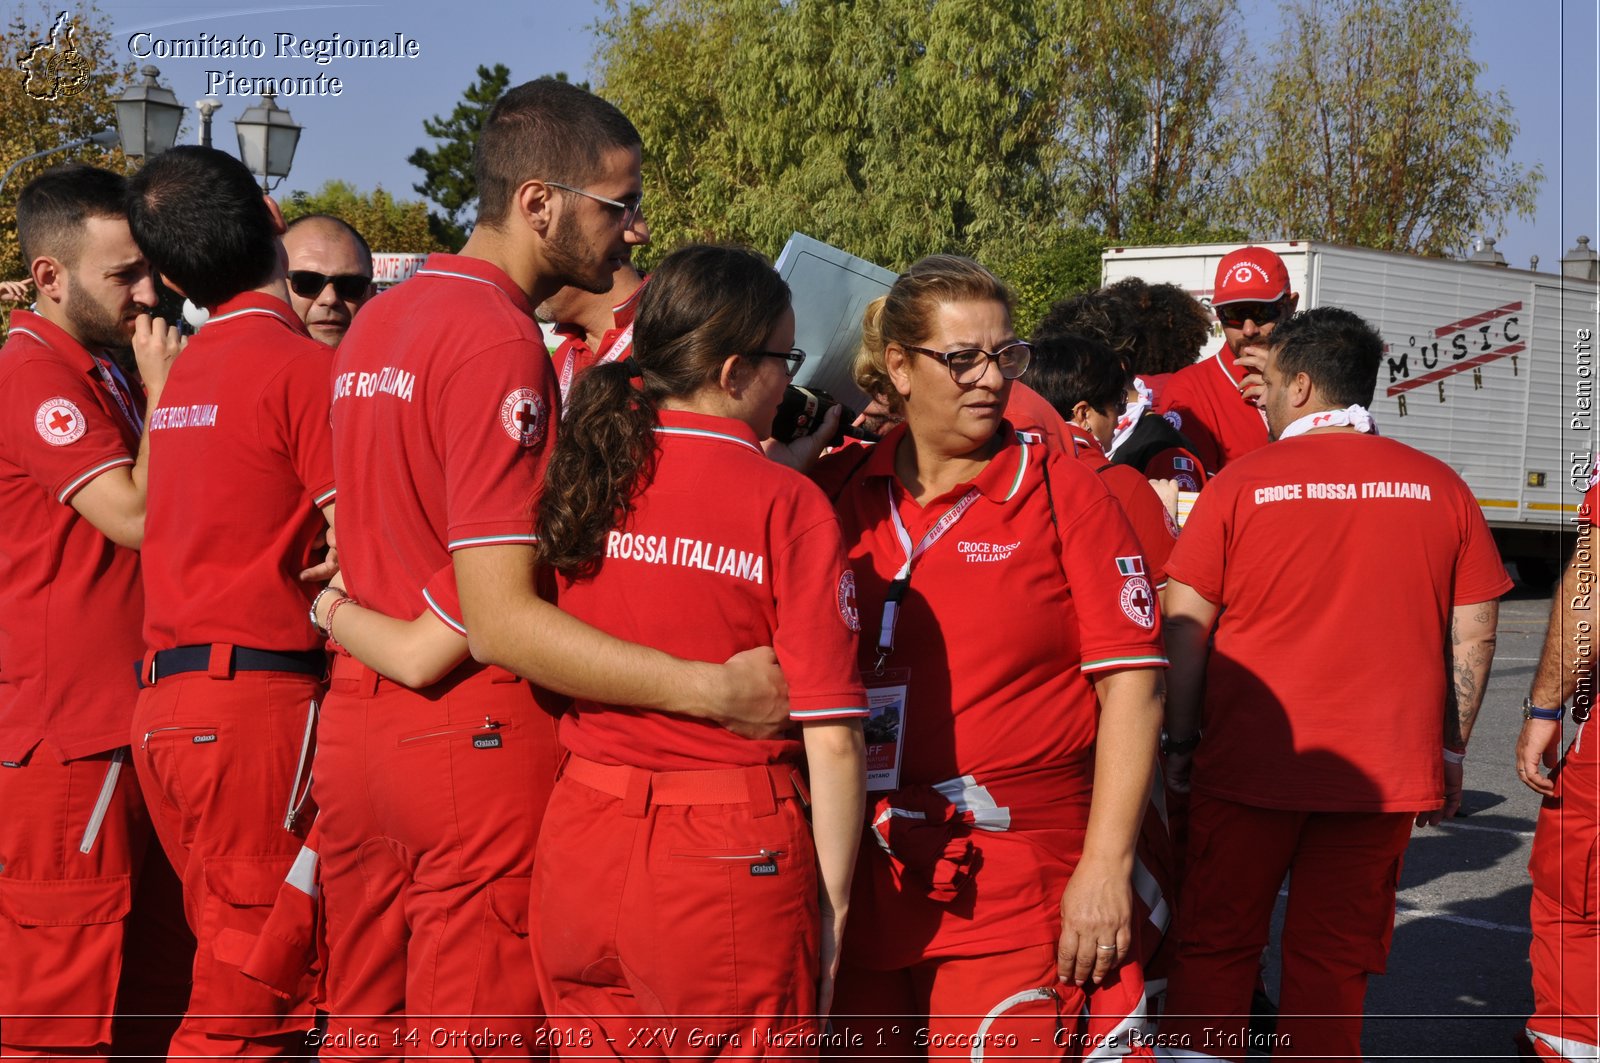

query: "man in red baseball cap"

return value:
[1156, 246, 1298, 475]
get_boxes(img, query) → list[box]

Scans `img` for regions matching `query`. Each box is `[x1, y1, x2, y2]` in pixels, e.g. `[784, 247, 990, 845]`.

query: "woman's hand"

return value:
[1056, 856, 1132, 987]
[817, 900, 847, 1019]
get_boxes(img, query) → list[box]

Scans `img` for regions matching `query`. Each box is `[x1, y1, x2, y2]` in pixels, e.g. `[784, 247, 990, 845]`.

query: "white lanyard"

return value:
[559, 321, 635, 400]
[875, 482, 982, 671]
[92, 355, 142, 435]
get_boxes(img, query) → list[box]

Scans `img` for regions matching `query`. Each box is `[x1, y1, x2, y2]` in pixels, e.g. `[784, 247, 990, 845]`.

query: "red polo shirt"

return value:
[0, 311, 145, 761]
[1004, 380, 1077, 453]
[141, 293, 336, 653]
[1155, 347, 1269, 475]
[549, 279, 646, 402]
[556, 410, 867, 771]
[1165, 432, 1512, 812]
[827, 422, 1167, 785]
[824, 423, 1166, 960]
[331, 253, 559, 626]
[1063, 422, 1176, 587]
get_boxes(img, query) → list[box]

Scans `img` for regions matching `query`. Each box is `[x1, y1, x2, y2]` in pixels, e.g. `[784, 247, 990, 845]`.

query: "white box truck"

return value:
[1101, 241, 1599, 580]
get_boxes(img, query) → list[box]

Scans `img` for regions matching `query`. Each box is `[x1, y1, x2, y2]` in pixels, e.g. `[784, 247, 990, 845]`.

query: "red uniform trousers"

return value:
[1527, 739, 1600, 1060]
[830, 942, 1155, 1059]
[130, 668, 321, 1058]
[312, 657, 560, 1060]
[0, 748, 193, 1058]
[1160, 794, 1413, 1061]
[532, 755, 820, 1060]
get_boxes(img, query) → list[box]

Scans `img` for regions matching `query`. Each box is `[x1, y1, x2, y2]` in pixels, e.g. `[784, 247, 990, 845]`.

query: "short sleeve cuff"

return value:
[1081, 651, 1169, 675]
[57, 456, 134, 504]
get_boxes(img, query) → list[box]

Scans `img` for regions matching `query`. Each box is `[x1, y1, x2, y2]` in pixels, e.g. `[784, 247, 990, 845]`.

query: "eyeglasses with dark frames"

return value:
[751, 348, 807, 379]
[1215, 299, 1289, 329]
[287, 270, 371, 302]
[895, 340, 1033, 384]
[543, 180, 645, 229]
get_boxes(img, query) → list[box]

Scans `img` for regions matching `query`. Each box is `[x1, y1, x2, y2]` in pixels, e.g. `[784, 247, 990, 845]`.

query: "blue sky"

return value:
[88, 0, 1597, 270]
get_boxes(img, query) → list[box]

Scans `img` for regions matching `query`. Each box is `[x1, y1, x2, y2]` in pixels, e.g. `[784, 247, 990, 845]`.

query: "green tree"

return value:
[2, 2, 134, 284]
[406, 63, 511, 248]
[282, 181, 450, 254]
[1057, 0, 1238, 242]
[597, 0, 1077, 271]
[1237, 0, 1540, 255]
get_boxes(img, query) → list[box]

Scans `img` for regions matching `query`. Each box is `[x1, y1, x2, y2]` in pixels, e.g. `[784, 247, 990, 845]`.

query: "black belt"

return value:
[141, 645, 328, 687]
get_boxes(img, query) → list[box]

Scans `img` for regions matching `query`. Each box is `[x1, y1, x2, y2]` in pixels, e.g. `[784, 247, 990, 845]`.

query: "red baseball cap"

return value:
[1213, 246, 1290, 305]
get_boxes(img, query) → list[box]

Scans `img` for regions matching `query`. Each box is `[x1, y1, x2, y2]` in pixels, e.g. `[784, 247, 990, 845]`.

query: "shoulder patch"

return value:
[837, 570, 860, 632]
[35, 397, 86, 446]
[1120, 575, 1155, 629]
[1163, 410, 1183, 431]
[499, 388, 547, 448]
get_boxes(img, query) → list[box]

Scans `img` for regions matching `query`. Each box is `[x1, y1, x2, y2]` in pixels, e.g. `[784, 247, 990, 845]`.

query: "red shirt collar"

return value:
[1064, 422, 1109, 466]
[654, 408, 762, 451]
[204, 291, 309, 335]
[415, 253, 534, 318]
[1214, 344, 1246, 386]
[3, 310, 98, 372]
[857, 421, 1032, 504]
[551, 274, 649, 346]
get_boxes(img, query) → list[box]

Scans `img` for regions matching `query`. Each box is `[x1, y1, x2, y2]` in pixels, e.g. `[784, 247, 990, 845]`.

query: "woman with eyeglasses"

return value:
[529, 243, 867, 1052]
[818, 255, 1166, 1057]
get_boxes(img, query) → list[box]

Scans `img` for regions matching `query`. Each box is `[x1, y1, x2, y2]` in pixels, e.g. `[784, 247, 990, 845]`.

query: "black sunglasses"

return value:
[288, 270, 371, 302]
[1215, 299, 1288, 329]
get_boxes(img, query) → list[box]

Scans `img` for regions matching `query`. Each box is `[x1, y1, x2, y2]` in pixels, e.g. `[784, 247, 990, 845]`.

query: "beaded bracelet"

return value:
[324, 595, 355, 652]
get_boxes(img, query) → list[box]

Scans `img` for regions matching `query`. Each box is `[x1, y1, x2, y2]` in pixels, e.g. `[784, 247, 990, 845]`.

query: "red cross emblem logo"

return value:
[498, 388, 547, 447]
[35, 397, 86, 446]
[1120, 576, 1155, 629]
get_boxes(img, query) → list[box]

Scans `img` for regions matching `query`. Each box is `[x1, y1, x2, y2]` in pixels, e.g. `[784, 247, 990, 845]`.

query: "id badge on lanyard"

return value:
[864, 667, 910, 792]
[867, 483, 982, 791]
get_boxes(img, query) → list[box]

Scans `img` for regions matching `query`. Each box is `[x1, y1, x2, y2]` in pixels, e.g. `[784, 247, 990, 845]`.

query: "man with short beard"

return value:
[321, 77, 792, 1047]
[0, 163, 190, 1058]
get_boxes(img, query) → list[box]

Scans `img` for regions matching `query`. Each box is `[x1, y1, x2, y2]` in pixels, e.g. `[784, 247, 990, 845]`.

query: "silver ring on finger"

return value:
[1095, 944, 1117, 951]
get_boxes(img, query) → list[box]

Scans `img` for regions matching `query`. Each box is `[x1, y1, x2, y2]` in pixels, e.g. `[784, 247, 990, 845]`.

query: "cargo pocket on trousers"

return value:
[0, 874, 131, 1047]
[487, 876, 531, 937]
[193, 855, 313, 1034]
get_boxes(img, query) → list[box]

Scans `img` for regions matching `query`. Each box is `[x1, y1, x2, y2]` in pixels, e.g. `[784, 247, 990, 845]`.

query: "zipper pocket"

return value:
[669, 848, 786, 862]
[140, 725, 220, 750]
[397, 716, 506, 746]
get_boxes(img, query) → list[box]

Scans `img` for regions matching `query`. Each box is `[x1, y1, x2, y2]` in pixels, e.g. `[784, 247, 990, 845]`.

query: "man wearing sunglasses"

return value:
[282, 214, 374, 348]
[1156, 246, 1298, 476]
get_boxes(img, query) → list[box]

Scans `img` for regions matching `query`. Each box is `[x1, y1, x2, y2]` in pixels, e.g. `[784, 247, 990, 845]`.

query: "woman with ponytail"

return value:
[531, 243, 867, 1052]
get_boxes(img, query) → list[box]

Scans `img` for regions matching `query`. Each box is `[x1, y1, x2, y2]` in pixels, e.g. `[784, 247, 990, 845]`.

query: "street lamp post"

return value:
[0, 129, 120, 197]
[113, 65, 184, 158]
[195, 98, 221, 148]
[234, 93, 302, 192]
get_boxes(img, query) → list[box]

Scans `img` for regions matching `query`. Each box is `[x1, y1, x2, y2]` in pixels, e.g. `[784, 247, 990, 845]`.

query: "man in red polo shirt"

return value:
[1156, 246, 1297, 476]
[1518, 461, 1600, 1061]
[323, 78, 789, 1050]
[0, 164, 189, 1057]
[124, 146, 335, 1057]
[539, 258, 644, 402]
[1158, 307, 1509, 1059]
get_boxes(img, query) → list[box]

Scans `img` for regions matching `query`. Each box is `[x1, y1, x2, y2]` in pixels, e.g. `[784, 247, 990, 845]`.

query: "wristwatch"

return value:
[1160, 729, 1202, 756]
[1522, 697, 1565, 722]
